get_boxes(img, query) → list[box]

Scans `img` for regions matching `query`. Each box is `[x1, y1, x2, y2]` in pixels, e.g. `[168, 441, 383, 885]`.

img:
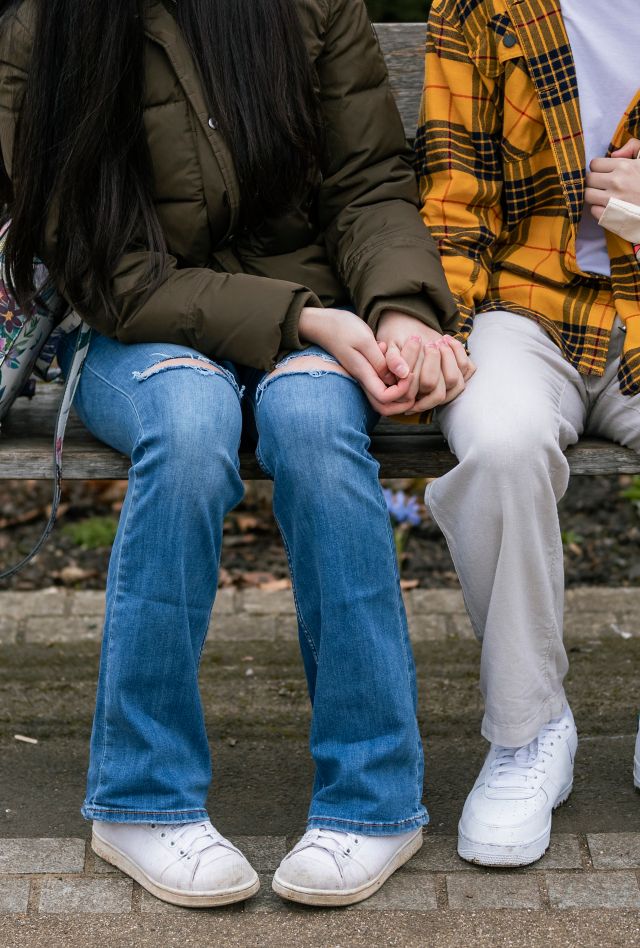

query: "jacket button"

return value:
[208, 117, 218, 130]
[503, 33, 517, 48]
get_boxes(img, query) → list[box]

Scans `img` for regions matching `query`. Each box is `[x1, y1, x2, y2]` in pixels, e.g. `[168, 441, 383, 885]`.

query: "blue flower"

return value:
[383, 488, 421, 527]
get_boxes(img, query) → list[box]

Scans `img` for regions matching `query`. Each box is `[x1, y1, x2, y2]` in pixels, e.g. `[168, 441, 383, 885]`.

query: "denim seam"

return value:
[378, 479, 424, 813]
[306, 813, 427, 829]
[84, 805, 209, 816]
[80, 364, 145, 810]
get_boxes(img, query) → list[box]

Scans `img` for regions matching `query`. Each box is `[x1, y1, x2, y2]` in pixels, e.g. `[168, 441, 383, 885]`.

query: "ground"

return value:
[1, 587, 639, 946]
[2, 474, 640, 590]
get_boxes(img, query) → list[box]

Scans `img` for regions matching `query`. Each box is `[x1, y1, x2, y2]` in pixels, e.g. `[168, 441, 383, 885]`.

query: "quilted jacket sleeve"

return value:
[416, 0, 504, 323]
[317, 0, 458, 334]
[0, 4, 318, 372]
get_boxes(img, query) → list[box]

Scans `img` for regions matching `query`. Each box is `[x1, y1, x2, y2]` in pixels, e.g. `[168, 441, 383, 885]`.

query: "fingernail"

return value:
[410, 335, 421, 343]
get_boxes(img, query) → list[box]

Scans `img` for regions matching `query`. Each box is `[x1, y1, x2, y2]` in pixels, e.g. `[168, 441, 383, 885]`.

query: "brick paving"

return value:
[2, 585, 639, 940]
[1, 833, 640, 915]
[3, 586, 640, 645]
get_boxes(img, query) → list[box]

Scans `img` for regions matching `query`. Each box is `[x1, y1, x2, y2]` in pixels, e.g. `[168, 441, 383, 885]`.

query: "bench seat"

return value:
[3, 384, 640, 480]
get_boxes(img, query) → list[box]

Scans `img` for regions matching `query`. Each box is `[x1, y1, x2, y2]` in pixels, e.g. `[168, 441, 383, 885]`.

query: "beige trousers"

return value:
[427, 311, 640, 747]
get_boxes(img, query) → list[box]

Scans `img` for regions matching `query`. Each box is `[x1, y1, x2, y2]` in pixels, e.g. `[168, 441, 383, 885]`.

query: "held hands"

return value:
[298, 306, 474, 417]
[376, 311, 475, 414]
[585, 138, 640, 223]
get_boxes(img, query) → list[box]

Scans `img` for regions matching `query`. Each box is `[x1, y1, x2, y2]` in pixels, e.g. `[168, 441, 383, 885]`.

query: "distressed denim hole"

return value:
[256, 356, 355, 407]
[132, 357, 243, 399]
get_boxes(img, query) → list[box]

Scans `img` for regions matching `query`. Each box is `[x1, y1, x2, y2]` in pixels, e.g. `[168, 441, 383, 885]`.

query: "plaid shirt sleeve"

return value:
[416, 2, 503, 323]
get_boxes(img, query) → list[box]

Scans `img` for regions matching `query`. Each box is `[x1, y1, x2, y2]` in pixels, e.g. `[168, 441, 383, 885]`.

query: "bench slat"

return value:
[377, 23, 424, 138]
[3, 386, 640, 479]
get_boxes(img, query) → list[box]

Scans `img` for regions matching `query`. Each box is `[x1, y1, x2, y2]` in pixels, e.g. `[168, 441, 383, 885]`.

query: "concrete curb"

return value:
[1, 586, 639, 645]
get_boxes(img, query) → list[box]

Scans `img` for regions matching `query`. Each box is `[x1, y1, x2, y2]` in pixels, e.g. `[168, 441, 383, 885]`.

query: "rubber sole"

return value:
[271, 829, 423, 907]
[457, 782, 573, 868]
[91, 831, 260, 908]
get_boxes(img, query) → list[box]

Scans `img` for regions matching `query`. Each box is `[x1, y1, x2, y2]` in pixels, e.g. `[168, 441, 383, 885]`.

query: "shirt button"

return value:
[503, 33, 517, 48]
[208, 117, 218, 130]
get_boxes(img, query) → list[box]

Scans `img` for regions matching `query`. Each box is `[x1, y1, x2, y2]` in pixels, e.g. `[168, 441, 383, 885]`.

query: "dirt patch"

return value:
[0, 475, 638, 590]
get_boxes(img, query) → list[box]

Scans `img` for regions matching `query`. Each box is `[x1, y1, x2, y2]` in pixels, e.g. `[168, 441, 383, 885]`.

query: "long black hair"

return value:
[0, 0, 324, 317]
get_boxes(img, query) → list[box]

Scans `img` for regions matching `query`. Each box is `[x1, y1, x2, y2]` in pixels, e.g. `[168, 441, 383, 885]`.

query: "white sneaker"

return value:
[92, 819, 259, 907]
[634, 720, 640, 790]
[458, 706, 577, 867]
[272, 827, 422, 907]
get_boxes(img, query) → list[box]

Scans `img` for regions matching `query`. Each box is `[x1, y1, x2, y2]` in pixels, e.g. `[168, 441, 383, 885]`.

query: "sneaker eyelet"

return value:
[161, 832, 166, 838]
[150, 824, 156, 829]
[170, 841, 175, 846]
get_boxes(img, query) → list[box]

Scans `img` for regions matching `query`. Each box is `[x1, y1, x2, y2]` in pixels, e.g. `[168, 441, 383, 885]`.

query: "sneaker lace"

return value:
[150, 820, 239, 867]
[487, 716, 572, 791]
[291, 829, 359, 880]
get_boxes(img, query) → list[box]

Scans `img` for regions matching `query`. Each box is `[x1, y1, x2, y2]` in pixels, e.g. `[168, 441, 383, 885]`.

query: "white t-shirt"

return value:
[559, 0, 639, 276]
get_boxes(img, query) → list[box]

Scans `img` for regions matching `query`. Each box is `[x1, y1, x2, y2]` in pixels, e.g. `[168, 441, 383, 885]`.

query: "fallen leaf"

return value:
[51, 565, 99, 584]
[400, 579, 420, 590]
[259, 578, 291, 592]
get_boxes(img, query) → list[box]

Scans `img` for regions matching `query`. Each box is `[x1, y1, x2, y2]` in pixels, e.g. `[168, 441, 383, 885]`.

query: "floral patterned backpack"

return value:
[0, 220, 92, 579]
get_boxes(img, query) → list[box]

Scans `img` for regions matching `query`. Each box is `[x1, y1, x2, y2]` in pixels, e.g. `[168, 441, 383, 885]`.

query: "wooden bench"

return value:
[2, 23, 640, 481]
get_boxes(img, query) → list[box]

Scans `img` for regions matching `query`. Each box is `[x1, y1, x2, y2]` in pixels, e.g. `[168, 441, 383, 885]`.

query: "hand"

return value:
[298, 307, 417, 415]
[585, 143, 640, 223]
[376, 310, 475, 414]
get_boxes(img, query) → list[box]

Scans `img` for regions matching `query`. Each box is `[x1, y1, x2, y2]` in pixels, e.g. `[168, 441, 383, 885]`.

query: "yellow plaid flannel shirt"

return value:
[416, 0, 640, 395]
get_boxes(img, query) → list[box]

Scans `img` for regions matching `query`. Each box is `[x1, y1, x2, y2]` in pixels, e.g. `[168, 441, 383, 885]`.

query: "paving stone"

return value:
[0, 879, 30, 914]
[240, 589, 295, 616]
[0, 838, 85, 874]
[140, 892, 199, 915]
[0, 615, 19, 644]
[233, 836, 286, 872]
[25, 616, 102, 644]
[446, 873, 541, 910]
[546, 871, 640, 909]
[16, 588, 67, 618]
[272, 615, 301, 641]
[207, 614, 277, 642]
[408, 614, 448, 642]
[92, 856, 124, 876]
[565, 587, 640, 613]
[212, 588, 237, 617]
[243, 876, 284, 914]
[409, 589, 465, 615]
[39, 878, 133, 914]
[409, 834, 581, 873]
[588, 833, 640, 869]
[141, 890, 244, 914]
[445, 614, 477, 641]
[350, 872, 437, 912]
[68, 591, 105, 617]
[408, 836, 467, 873]
[563, 612, 618, 640]
[526, 834, 583, 871]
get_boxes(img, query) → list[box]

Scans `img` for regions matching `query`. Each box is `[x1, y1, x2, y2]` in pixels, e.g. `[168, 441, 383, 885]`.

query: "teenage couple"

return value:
[0, 0, 637, 910]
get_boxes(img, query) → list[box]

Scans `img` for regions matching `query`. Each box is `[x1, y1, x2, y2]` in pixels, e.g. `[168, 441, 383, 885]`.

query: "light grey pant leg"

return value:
[426, 312, 588, 747]
[587, 322, 640, 451]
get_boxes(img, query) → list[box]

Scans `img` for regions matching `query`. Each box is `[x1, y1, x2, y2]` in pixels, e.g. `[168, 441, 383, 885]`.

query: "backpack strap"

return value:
[0, 323, 92, 581]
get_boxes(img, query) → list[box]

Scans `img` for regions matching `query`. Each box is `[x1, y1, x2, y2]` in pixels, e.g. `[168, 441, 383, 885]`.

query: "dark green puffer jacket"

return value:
[0, 0, 458, 370]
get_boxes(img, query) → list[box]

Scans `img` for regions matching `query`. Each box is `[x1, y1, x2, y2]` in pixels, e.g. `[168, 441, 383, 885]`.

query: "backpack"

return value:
[0, 220, 92, 579]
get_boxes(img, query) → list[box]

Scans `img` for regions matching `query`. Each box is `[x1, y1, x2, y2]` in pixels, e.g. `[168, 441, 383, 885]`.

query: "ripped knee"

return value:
[133, 357, 226, 381]
[265, 355, 352, 383]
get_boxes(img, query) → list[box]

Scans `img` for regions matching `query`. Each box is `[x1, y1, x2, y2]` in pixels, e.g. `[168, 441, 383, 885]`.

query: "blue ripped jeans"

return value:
[57, 331, 427, 836]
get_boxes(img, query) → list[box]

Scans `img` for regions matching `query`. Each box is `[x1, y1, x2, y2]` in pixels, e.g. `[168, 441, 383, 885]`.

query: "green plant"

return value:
[621, 476, 640, 513]
[62, 516, 119, 550]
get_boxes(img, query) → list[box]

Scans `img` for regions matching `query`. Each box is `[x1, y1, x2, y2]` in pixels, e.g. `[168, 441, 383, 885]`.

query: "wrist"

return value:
[298, 307, 329, 345]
